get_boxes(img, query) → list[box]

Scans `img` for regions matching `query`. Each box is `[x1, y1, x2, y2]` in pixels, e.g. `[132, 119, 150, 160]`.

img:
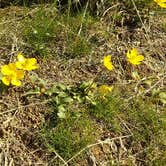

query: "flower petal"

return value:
[17, 53, 26, 62]
[103, 55, 114, 71]
[16, 56, 38, 71]
[11, 78, 22, 86]
[126, 48, 144, 65]
[1, 65, 10, 75]
[158, 2, 166, 8]
[25, 58, 39, 70]
[128, 56, 144, 65]
[98, 85, 113, 97]
[127, 48, 137, 59]
[15, 61, 24, 69]
[1, 63, 17, 75]
[2, 76, 10, 86]
[154, 0, 166, 8]
[16, 70, 25, 79]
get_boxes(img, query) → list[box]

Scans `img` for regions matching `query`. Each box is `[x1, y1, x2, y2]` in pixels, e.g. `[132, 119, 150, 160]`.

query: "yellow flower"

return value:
[103, 55, 114, 71]
[126, 48, 144, 65]
[98, 85, 113, 97]
[1, 63, 24, 86]
[15, 53, 39, 71]
[154, 0, 166, 8]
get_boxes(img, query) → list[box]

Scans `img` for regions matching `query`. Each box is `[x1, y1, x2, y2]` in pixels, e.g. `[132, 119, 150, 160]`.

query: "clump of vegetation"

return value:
[23, 7, 93, 57]
[24, 7, 58, 56]
[90, 87, 166, 164]
[40, 107, 96, 159]
[89, 93, 121, 124]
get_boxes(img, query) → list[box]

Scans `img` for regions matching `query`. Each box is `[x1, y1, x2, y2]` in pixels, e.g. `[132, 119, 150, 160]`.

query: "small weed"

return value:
[62, 13, 94, 58]
[45, 81, 95, 118]
[90, 93, 121, 124]
[65, 35, 91, 58]
[38, 81, 98, 159]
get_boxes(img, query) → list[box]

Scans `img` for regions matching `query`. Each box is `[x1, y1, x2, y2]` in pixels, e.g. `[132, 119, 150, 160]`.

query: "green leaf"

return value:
[50, 85, 60, 94]
[79, 80, 93, 90]
[63, 97, 73, 103]
[58, 92, 68, 97]
[57, 105, 66, 119]
[52, 96, 60, 104]
[58, 105, 66, 112]
[45, 89, 53, 96]
[57, 83, 67, 90]
[159, 92, 166, 104]
[57, 111, 66, 119]
[73, 95, 83, 103]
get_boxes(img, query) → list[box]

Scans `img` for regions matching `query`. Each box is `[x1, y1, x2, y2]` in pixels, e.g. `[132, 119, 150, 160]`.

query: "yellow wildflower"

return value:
[15, 53, 39, 71]
[98, 85, 113, 97]
[103, 55, 114, 71]
[1, 63, 24, 86]
[126, 48, 144, 65]
[154, 0, 166, 8]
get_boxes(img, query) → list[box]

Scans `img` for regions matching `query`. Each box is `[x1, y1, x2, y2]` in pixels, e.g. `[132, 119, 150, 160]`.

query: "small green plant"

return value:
[90, 93, 121, 124]
[89, 89, 124, 133]
[36, 80, 98, 158]
[40, 99, 97, 159]
[65, 35, 91, 58]
[63, 13, 94, 58]
[45, 81, 96, 118]
[46, 83, 74, 119]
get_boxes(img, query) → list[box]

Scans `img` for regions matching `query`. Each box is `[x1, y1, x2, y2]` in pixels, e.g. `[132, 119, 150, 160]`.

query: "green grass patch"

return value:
[39, 83, 166, 163]
[39, 82, 98, 159]
[23, 6, 94, 58]
[24, 7, 58, 56]
[40, 107, 96, 159]
[89, 88, 166, 163]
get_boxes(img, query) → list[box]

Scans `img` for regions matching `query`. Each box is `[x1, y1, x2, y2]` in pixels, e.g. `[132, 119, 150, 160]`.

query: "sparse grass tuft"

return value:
[24, 7, 57, 56]
[40, 107, 96, 159]
[90, 92, 121, 124]
[23, 7, 94, 57]
[65, 35, 91, 58]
